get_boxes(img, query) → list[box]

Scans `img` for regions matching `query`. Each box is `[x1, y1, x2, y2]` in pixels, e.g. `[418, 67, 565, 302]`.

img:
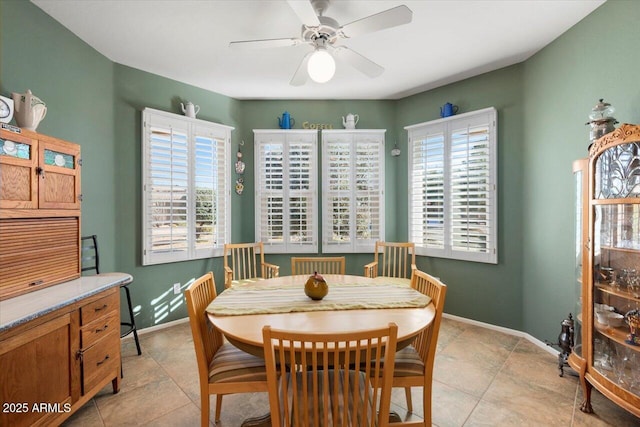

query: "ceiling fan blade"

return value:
[290, 51, 313, 86]
[229, 38, 301, 50]
[286, 0, 320, 26]
[332, 46, 384, 78]
[340, 5, 412, 38]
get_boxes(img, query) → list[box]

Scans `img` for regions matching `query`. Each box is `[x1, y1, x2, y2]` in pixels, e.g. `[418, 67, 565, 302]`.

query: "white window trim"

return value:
[405, 107, 497, 264]
[142, 108, 232, 265]
[254, 129, 319, 254]
[321, 129, 386, 253]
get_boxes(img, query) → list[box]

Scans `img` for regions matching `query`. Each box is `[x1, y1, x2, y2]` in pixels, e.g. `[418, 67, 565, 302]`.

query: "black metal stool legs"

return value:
[121, 283, 141, 355]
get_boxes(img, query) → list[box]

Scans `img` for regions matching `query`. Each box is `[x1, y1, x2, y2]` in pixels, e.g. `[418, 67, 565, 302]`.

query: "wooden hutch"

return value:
[0, 126, 124, 426]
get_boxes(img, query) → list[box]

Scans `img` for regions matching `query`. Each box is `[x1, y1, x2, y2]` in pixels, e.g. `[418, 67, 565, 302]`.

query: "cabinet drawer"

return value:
[0, 217, 80, 301]
[81, 311, 119, 349]
[81, 330, 119, 394]
[80, 291, 118, 325]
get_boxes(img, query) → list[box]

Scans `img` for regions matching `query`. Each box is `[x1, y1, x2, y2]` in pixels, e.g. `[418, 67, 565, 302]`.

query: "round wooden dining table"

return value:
[207, 274, 435, 358]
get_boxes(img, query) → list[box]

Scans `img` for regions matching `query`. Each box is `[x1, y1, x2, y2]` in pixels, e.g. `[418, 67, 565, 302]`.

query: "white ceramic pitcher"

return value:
[181, 101, 200, 118]
[342, 113, 359, 129]
[12, 89, 47, 131]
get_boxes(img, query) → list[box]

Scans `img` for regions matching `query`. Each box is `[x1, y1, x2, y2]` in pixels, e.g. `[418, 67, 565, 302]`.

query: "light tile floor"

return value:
[63, 317, 640, 426]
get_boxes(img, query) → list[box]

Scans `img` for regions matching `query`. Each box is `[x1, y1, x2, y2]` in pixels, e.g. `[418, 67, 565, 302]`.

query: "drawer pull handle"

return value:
[95, 325, 109, 332]
[96, 355, 110, 366]
[29, 280, 44, 287]
[94, 304, 108, 312]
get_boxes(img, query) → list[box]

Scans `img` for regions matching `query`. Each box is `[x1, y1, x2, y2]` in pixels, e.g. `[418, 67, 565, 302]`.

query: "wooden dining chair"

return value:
[263, 323, 398, 427]
[185, 272, 269, 426]
[290, 256, 346, 275]
[223, 241, 280, 288]
[391, 269, 447, 426]
[364, 241, 416, 280]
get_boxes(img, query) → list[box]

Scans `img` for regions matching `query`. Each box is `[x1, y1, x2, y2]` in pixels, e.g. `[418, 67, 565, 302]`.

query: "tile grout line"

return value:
[460, 336, 524, 427]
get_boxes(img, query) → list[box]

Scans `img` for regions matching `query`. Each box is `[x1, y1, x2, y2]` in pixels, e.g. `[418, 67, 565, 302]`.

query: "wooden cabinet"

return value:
[0, 128, 81, 211]
[0, 128, 81, 300]
[79, 291, 120, 394]
[0, 287, 121, 427]
[0, 312, 76, 427]
[570, 124, 640, 417]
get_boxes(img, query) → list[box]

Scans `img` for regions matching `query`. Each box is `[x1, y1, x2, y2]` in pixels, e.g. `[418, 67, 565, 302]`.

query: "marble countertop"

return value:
[0, 272, 132, 333]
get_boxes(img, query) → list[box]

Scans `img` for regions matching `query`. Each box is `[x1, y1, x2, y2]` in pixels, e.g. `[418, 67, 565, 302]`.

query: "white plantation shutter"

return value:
[322, 130, 385, 253]
[406, 107, 497, 263]
[450, 124, 492, 256]
[142, 108, 232, 265]
[409, 127, 445, 251]
[254, 130, 318, 253]
[193, 124, 228, 257]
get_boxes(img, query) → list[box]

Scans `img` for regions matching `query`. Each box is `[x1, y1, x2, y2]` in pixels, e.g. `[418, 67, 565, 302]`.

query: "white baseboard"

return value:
[121, 317, 189, 341]
[123, 313, 560, 357]
[442, 313, 560, 356]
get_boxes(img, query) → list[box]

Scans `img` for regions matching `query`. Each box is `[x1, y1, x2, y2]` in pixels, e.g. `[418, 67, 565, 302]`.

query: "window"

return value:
[254, 130, 318, 253]
[321, 130, 385, 253]
[406, 107, 497, 263]
[142, 108, 232, 265]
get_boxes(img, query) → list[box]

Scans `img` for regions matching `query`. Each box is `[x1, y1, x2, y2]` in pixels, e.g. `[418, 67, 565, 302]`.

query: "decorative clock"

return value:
[0, 95, 14, 124]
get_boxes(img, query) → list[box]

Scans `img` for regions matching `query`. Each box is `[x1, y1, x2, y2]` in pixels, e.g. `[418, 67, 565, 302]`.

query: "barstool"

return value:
[81, 235, 142, 367]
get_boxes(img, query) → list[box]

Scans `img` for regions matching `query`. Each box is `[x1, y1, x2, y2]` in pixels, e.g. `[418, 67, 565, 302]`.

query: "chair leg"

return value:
[405, 386, 413, 413]
[422, 385, 431, 427]
[215, 394, 223, 422]
[201, 393, 210, 427]
[121, 284, 142, 356]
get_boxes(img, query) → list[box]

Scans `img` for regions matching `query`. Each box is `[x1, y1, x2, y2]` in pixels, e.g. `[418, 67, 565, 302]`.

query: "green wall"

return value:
[3, 0, 639, 341]
[397, 65, 525, 329]
[521, 0, 640, 339]
[0, 1, 117, 271]
[237, 99, 401, 277]
[112, 64, 243, 327]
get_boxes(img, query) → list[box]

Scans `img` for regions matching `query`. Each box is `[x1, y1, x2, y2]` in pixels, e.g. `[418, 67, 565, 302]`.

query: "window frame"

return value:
[321, 129, 386, 253]
[254, 129, 319, 254]
[141, 108, 232, 265]
[406, 107, 497, 264]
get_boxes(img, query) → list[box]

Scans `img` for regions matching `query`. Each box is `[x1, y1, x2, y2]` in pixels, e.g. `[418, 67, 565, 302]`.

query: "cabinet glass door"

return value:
[0, 131, 38, 209]
[38, 139, 81, 210]
[572, 159, 587, 361]
[592, 140, 640, 397]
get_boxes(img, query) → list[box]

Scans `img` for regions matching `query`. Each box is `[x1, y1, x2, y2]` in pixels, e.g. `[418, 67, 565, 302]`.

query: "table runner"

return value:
[206, 282, 431, 316]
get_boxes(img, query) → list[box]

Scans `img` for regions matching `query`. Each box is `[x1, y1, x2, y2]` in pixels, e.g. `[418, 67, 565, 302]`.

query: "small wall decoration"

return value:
[302, 121, 333, 130]
[235, 140, 246, 195]
[235, 177, 244, 195]
[235, 141, 246, 175]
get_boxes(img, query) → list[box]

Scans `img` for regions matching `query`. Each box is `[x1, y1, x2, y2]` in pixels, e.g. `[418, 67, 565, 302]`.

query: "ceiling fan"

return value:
[229, 0, 413, 85]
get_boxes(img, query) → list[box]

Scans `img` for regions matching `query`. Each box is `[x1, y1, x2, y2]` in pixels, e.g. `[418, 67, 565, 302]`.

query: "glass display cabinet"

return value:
[577, 124, 640, 416]
[568, 159, 588, 373]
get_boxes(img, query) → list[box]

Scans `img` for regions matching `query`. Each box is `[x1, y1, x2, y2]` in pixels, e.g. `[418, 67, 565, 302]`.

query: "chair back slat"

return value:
[235, 245, 257, 280]
[223, 242, 280, 288]
[378, 241, 415, 279]
[291, 256, 346, 275]
[264, 324, 398, 427]
[185, 272, 224, 379]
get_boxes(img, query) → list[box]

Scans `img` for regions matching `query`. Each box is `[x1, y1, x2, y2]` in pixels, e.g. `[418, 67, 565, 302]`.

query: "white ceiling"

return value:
[31, 0, 604, 100]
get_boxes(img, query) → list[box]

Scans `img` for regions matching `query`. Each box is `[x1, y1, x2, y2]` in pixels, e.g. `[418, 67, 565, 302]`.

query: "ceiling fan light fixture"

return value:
[307, 48, 335, 83]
